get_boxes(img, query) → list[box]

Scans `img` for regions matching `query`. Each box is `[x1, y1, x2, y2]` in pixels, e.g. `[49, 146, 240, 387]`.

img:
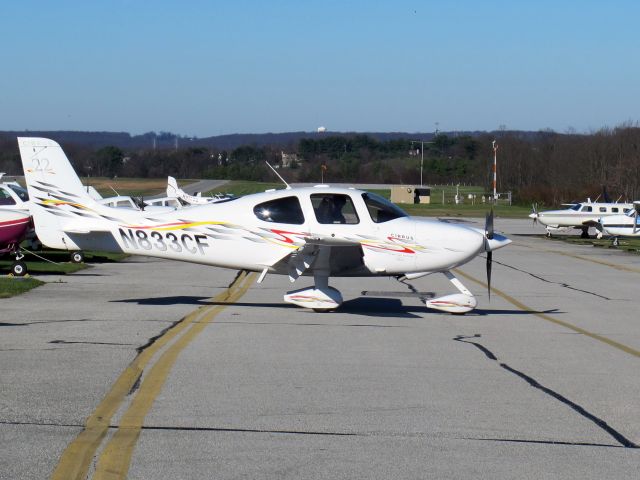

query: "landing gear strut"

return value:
[10, 250, 27, 277]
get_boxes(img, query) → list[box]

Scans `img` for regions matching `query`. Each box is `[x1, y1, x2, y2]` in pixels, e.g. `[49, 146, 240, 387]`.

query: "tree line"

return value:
[2, 124, 640, 206]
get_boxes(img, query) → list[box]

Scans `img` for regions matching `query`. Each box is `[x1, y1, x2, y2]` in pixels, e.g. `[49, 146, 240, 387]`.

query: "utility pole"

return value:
[411, 140, 428, 186]
[492, 140, 498, 203]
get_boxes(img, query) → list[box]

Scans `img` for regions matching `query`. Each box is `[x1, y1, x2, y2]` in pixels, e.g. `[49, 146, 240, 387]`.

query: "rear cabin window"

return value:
[612, 207, 619, 213]
[362, 192, 408, 223]
[599, 207, 607, 213]
[311, 194, 359, 224]
[253, 196, 305, 224]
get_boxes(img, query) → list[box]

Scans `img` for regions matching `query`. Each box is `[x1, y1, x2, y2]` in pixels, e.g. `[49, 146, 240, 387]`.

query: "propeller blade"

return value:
[484, 209, 494, 300]
[485, 209, 494, 240]
[634, 210, 638, 235]
[486, 251, 492, 300]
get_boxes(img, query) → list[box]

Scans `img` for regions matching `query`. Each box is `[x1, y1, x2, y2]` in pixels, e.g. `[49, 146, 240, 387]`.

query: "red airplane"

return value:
[0, 209, 31, 275]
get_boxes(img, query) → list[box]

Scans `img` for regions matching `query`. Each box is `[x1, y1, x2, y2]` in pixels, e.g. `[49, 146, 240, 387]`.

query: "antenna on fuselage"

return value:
[265, 161, 291, 190]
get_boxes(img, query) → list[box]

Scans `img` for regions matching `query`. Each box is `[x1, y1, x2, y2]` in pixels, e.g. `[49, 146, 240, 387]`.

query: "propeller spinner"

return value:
[530, 203, 538, 226]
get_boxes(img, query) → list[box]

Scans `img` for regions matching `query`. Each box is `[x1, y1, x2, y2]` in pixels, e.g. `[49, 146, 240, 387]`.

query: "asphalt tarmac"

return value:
[1, 218, 640, 479]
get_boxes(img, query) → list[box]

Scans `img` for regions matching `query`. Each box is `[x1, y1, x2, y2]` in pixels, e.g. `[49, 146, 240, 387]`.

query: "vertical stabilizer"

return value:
[166, 176, 179, 198]
[17, 137, 100, 250]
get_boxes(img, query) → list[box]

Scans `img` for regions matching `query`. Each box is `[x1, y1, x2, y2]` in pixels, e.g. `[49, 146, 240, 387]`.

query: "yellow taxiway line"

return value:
[455, 268, 640, 359]
[50, 270, 255, 480]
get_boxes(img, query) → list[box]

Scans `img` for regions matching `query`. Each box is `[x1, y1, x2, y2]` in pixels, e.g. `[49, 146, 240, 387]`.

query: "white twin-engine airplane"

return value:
[529, 200, 634, 238]
[18, 137, 510, 314]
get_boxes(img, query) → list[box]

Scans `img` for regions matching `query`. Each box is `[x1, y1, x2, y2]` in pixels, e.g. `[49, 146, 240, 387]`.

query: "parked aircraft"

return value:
[529, 200, 633, 238]
[166, 176, 234, 205]
[18, 137, 510, 313]
[0, 174, 30, 212]
[97, 195, 178, 212]
[598, 201, 640, 238]
[0, 209, 31, 275]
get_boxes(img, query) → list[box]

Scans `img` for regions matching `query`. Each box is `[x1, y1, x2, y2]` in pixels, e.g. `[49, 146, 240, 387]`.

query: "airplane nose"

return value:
[414, 220, 485, 257]
[443, 226, 487, 259]
[528, 213, 537, 219]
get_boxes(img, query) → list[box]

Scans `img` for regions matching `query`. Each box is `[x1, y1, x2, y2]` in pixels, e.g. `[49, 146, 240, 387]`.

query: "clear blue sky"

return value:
[1, 0, 639, 137]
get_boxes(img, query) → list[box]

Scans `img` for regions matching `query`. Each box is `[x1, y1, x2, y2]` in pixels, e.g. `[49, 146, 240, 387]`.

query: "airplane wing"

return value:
[268, 242, 365, 281]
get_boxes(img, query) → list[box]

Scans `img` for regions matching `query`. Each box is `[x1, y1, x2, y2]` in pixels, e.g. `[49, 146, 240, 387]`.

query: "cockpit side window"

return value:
[362, 192, 408, 223]
[581, 206, 592, 212]
[311, 194, 359, 224]
[253, 196, 305, 224]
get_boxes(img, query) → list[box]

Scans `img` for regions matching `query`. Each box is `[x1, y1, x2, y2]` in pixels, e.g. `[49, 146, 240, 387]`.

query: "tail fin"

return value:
[18, 137, 102, 250]
[166, 176, 179, 198]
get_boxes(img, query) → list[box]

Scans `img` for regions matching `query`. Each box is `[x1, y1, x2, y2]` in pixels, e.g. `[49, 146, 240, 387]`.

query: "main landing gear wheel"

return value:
[11, 261, 27, 277]
[70, 251, 85, 263]
[424, 271, 477, 314]
[284, 246, 343, 312]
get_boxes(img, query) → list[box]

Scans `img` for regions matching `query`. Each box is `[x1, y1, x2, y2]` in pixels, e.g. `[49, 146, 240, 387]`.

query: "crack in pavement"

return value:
[453, 334, 639, 449]
[488, 257, 612, 300]
[138, 425, 359, 436]
[463, 437, 627, 448]
[49, 340, 136, 346]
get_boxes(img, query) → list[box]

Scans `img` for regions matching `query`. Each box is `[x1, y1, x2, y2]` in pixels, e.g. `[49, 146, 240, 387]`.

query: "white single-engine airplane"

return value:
[598, 201, 640, 238]
[18, 137, 510, 313]
[529, 200, 633, 238]
[166, 176, 234, 205]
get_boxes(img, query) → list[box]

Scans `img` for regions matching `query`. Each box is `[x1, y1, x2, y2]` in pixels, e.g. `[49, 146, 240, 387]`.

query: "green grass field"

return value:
[207, 181, 284, 197]
[547, 235, 640, 253]
[79, 177, 190, 197]
[0, 277, 44, 299]
[0, 250, 128, 298]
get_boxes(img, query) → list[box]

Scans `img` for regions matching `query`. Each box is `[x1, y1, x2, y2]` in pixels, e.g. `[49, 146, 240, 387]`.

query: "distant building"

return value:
[281, 152, 300, 168]
[317, 126, 327, 133]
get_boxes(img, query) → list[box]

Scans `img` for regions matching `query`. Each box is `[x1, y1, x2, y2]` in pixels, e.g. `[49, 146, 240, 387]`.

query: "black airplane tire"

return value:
[11, 261, 27, 277]
[70, 251, 85, 263]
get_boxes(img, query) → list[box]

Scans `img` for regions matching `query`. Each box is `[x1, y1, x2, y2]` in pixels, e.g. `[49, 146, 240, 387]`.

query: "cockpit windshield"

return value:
[569, 204, 581, 211]
[362, 192, 408, 223]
